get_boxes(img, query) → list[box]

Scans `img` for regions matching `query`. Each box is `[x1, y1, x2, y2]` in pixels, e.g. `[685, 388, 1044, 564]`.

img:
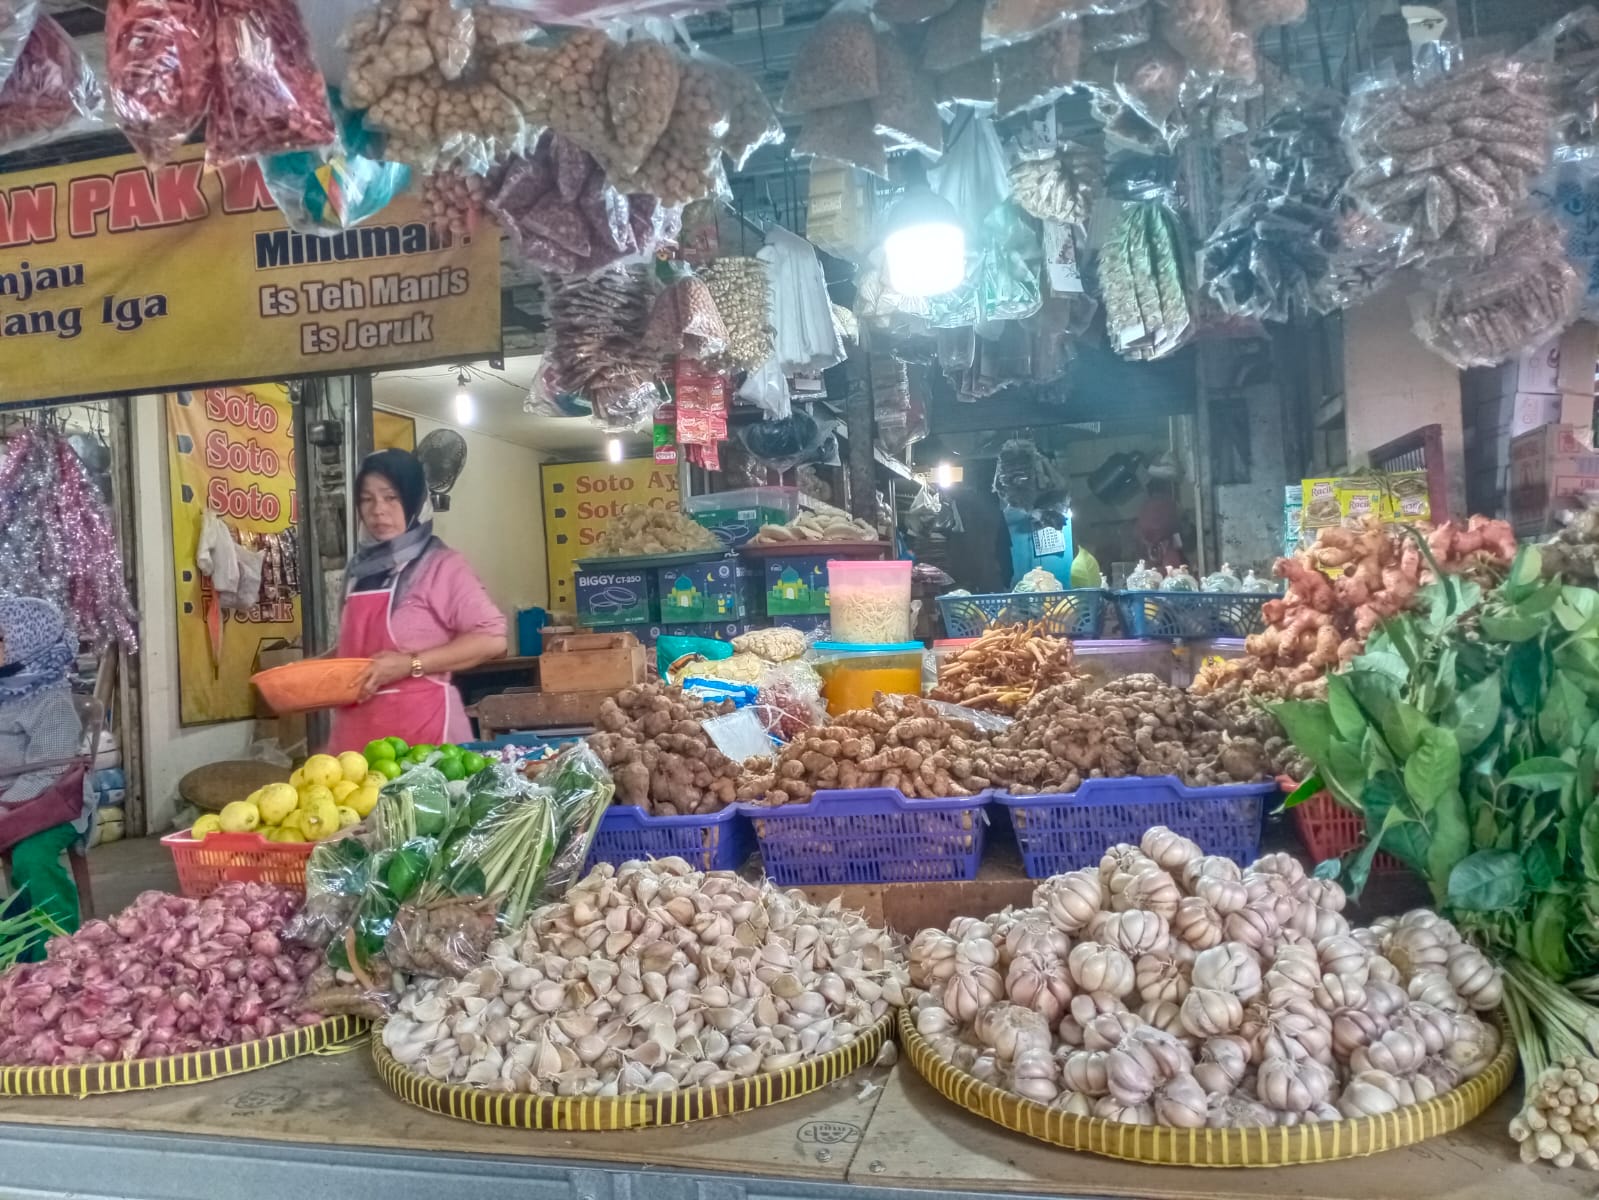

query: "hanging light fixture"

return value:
[882, 188, 965, 298]
[453, 369, 475, 426]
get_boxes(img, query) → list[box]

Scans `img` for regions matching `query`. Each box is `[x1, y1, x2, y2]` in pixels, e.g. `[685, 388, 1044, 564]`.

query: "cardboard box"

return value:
[1508, 423, 1599, 534]
[1468, 322, 1599, 405]
[656, 559, 756, 623]
[538, 632, 648, 694]
[762, 553, 833, 616]
[574, 567, 656, 628]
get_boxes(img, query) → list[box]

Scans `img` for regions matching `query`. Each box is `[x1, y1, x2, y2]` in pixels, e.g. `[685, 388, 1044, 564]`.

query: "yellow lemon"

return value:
[218, 800, 261, 834]
[332, 779, 359, 803]
[256, 782, 299, 826]
[337, 751, 369, 785]
[347, 782, 380, 819]
[298, 782, 336, 813]
[336, 805, 362, 830]
[266, 827, 294, 843]
[288, 766, 307, 789]
[302, 754, 343, 790]
[191, 813, 223, 840]
[278, 811, 305, 840]
[301, 797, 341, 841]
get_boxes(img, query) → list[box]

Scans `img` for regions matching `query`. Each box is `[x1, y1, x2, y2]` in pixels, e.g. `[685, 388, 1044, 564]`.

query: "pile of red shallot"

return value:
[0, 883, 323, 1067]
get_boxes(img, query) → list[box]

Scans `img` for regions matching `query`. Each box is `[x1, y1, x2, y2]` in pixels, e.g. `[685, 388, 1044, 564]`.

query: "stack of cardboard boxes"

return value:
[1462, 322, 1598, 532]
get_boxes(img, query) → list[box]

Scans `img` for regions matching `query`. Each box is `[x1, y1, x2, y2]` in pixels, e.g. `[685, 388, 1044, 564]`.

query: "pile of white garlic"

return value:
[908, 828, 1504, 1128]
[383, 858, 906, 1096]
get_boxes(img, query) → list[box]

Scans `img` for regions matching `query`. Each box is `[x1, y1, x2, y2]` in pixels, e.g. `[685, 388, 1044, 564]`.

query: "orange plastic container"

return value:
[251, 658, 370, 713]
[161, 831, 314, 897]
[812, 641, 924, 715]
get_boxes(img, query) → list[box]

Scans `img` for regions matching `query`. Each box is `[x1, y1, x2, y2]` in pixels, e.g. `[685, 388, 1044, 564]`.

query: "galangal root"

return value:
[928, 622, 1078, 714]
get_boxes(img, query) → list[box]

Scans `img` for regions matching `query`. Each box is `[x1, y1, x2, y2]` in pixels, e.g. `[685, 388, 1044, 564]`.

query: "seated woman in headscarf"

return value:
[0, 597, 89, 948]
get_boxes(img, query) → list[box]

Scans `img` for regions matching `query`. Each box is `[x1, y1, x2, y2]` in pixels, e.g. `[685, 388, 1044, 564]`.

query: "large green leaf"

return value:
[1279, 772, 1325, 811]
[1447, 848, 1527, 911]
[1428, 790, 1473, 894]
[1580, 803, 1599, 882]
[1271, 700, 1337, 768]
[1505, 757, 1577, 791]
[1388, 701, 1431, 760]
[1510, 544, 1543, 589]
[1326, 738, 1370, 796]
[1363, 772, 1430, 873]
[1539, 672, 1591, 747]
[1326, 674, 1368, 742]
[1556, 639, 1599, 698]
[1404, 726, 1461, 812]
[1525, 838, 1560, 891]
[1507, 640, 1547, 713]
[1480, 613, 1545, 643]
[1346, 670, 1404, 751]
[1531, 893, 1573, 978]
[1555, 586, 1599, 635]
[1347, 803, 1404, 897]
[1446, 673, 1501, 756]
[1350, 648, 1410, 686]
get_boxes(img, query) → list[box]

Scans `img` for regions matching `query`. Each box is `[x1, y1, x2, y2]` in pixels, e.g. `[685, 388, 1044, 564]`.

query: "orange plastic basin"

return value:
[251, 658, 371, 713]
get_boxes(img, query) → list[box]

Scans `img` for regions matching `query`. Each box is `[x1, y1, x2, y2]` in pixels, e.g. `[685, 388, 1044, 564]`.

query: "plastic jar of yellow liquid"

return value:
[810, 640, 926, 716]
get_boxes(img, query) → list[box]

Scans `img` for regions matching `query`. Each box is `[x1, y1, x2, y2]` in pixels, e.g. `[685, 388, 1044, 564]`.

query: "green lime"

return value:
[460, 751, 490, 775]
[374, 759, 404, 782]
[364, 739, 396, 764]
[438, 758, 466, 782]
[385, 736, 409, 757]
[411, 743, 436, 760]
[438, 742, 463, 759]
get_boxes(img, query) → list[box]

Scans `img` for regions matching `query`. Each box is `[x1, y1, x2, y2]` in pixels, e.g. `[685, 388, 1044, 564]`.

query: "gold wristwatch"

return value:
[409, 655, 424, 678]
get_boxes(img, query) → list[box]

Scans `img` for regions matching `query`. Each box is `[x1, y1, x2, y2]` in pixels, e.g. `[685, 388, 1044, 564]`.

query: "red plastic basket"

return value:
[1291, 790, 1403, 873]
[161, 831, 314, 897]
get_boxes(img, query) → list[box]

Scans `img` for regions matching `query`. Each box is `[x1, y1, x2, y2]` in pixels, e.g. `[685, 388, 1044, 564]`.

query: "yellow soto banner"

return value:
[167, 386, 301, 725]
[0, 146, 500, 406]
[542, 460, 680, 613]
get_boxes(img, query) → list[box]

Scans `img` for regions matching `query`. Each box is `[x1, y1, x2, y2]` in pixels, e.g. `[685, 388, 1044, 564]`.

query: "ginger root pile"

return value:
[1246, 516, 1514, 674]
[587, 684, 740, 816]
[740, 694, 987, 805]
[929, 623, 1078, 714]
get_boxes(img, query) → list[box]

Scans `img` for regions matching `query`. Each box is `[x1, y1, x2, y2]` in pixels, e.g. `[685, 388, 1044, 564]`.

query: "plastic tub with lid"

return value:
[827, 559, 913, 644]
[811, 640, 924, 715]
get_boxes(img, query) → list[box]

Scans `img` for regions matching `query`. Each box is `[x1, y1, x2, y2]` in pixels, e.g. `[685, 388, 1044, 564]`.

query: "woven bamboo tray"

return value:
[371, 1011, 892, 1130]
[0, 1015, 368, 1099]
[898, 1007, 1516, 1167]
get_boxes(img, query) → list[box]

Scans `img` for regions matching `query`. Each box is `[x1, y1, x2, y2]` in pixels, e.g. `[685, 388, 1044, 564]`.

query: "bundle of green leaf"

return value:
[1276, 544, 1599, 1168]
[0, 903, 65, 970]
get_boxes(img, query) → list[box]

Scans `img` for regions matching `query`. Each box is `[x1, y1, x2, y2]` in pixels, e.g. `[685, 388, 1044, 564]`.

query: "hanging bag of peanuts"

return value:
[701, 256, 776, 372]
[104, 0, 214, 165]
[604, 32, 682, 178]
[207, 0, 337, 164]
[699, 52, 784, 171]
[780, 2, 883, 114]
[629, 51, 733, 205]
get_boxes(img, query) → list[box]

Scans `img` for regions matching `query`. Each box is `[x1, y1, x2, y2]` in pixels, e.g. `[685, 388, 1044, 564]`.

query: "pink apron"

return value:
[326, 585, 458, 754]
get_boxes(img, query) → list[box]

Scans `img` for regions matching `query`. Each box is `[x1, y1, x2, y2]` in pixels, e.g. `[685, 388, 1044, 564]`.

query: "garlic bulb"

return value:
[1223, 906, 1278, 955]
[1389, 925, 1449, 980]
[1338, 1069, 1407, 1117]
[1134, 949, 1190, 1005]
[1137, 998, 1184, 1036]
[1011, 1046, 1060, 1103]
[1444, 1010, 1500, 1079]
[1180, 987, 1244, 1037]
[1037, 870, 1103, 935]
[1194, 1035, 1251, 1094]
[1082, 1008, 1143, 1050]
[944, 963, 1006, 1023]
[1181, 854, 1242, 889]
[1050, 1089, 1096, 1116]
[1094, 1096, 1157, 1124]
[1398, 1001, 1457, 1055]
[1172, 895, 1226, 948]
[1073, 993, 1133, 1035]
[1119, 868, 1182, 919]
[1003, 909, 1072, 962]
[956, 935, 1001, 970]
[1155, 1071, 1209, 1127]
[1192, 874, 1248, 917]
[1105, 1045, 1157, 1104]
[1006, 949, 1072, 1025]
[1330, 1007, 1385, 1059]
[1208, 1092, 1276, 1128]
[1062, 1048, 1111, 1095]
[1140, 825, 1202, 873]
[1315, 933, 1371, 983]
[974, 1003, 1052, 1062]
[1359, 977, 1406, 1020]
[908, 929, 958, 988]
[1068, 942, 1135, 997]
[1249, 852, 1307, 884]
[1349, 1026, 1426, 1076]
[1312, 972, 1367, 1014]
[1101, 910, 1170, 957]
[948, 916, 995, 943]
[1295, 877, 1347, 912]
[1193, 942, 1263, 1000]
[1257, 1051, 1334, 1113]
[1444, 944, 1503, 1011]
[1406, 969, 1466, 1013]
[1099, 843, 1149, 880]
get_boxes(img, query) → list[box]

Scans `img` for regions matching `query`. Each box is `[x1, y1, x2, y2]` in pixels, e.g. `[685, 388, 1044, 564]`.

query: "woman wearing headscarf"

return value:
[327, 449, 508, 753]
[0, 596, 89, 942]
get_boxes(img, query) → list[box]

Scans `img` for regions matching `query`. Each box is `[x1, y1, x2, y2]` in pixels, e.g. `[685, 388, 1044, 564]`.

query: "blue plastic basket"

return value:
[743, 788, 989, 886]
[585, 804, 754, 873]
[993, 776, 1274, 878]
[937, 589, 1108, 639]
[1112, 592, 1273, 640]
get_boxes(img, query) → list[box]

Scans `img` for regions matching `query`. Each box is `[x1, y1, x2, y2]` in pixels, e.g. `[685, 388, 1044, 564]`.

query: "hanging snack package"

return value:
[1411, 213, 1582, 368]
[780, 6, 881, 114]
[994, 19, 1083, 117]
[1084, 3, 1151, 52]
[936, 53, 1000, 105]
[426, 0, 476, 81]
[877, 0, 957, 23]
[0, 11, 102, 154]
[606, 35, 681, 178]
[1155, 0, 1236, 73]
[105, 0, 212, 165]
[260, 91, 413, 235]
[208, 0, 337, 164]
[546, 27, 618, 165]
[703, 54, 784, 170]
[923, 0, 985, 72]
[0, 0, 36, 87]
[701, 255, 775, 371]
[796, 100, 890, 177]
[872, 31, 943, 156]
[981, 0, 1083, 52]
[631, 54, 731, 205]
[1112, 35, 1187, 146]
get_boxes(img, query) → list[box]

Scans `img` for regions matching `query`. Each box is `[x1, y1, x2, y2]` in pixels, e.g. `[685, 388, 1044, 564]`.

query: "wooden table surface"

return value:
[0, 1041, 1589, 1200]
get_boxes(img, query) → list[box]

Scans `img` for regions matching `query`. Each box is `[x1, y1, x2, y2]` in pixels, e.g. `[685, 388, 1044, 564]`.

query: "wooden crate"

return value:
[473, 688, 612, 734]
[538, 633, 647, 694]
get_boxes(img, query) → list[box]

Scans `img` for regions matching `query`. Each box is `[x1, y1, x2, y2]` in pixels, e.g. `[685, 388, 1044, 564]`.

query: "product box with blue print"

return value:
[575, 567, 657, 627]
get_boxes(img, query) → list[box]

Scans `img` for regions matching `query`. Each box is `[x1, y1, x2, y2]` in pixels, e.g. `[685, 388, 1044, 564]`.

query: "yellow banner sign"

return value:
[542, 460, 681, 613]
[167, 385, 302, 725]
[0, 147, 500, 406]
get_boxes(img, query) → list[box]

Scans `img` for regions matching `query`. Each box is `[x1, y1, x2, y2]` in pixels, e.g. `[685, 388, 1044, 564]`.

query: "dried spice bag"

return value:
[994, 19, 1082, 117]
[0, 0, 35, 88]
[208, 0, 336, 163]
[0, 11, 101, 154]
[781, 8, 880, 113]
[631, 56, 730, 205]
[872, 31, 943, 156]
[1412, 214, 1582, 368]
[645, 270, 729, 361]
[795, 101, 889, 177]
[543, 266, 661, 430]
[106, 0, 213, 164]
[1200, 196, 1341, 320]
[1009, 141, 1101, 224]
[981, 0, 1085, 52]
[923, 0, 985, 73]
[1084, 4, 1151, 52]
[1342, 54, 1555, 261]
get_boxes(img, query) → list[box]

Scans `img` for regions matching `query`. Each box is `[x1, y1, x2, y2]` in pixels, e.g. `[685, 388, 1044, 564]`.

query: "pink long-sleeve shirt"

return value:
[346, 545, 507, 745]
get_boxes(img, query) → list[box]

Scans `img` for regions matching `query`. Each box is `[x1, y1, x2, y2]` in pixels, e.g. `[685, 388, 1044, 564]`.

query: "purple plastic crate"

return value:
[742, 788, 989, 886]
[585, 804, 753, 873]
[993, 776, 1273, 878]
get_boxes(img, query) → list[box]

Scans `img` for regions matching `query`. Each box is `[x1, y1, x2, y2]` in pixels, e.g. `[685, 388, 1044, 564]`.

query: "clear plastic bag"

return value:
[706, 55, 784, 169]
[1112, 36, 1187, 145]
[384, 894, 499, 977]
[0, 0, 36, 89]
[207, 0, 337, 164]
[631, 54, 731, 206]
[1155, 0, 1236, 72]
[259, 92, 413, 235]
[1084, 4, 1151, 52]
[936, 54, 999, 105]
[994, 19, 1082, 117]
[105, 0, 212, 165]
[780, 6, 881, 114]
[737, 356, 792, 419]
[606, 35, 681, 178]
[645, 271, 730, 361]
[872, 31, 943, 157]
[795, 101, 889, 177]
[929, 111, 1012, 225]
[0, 11, 102, 155]
[981, 0, 1083, 51]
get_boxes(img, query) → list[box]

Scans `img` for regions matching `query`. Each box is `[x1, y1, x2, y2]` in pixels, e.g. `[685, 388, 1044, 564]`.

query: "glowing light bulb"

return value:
[882, 189, 966, 298]
[607, 437, 624, 463]
[935, 461, 955, 488]
[453, 380, 475, 425]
